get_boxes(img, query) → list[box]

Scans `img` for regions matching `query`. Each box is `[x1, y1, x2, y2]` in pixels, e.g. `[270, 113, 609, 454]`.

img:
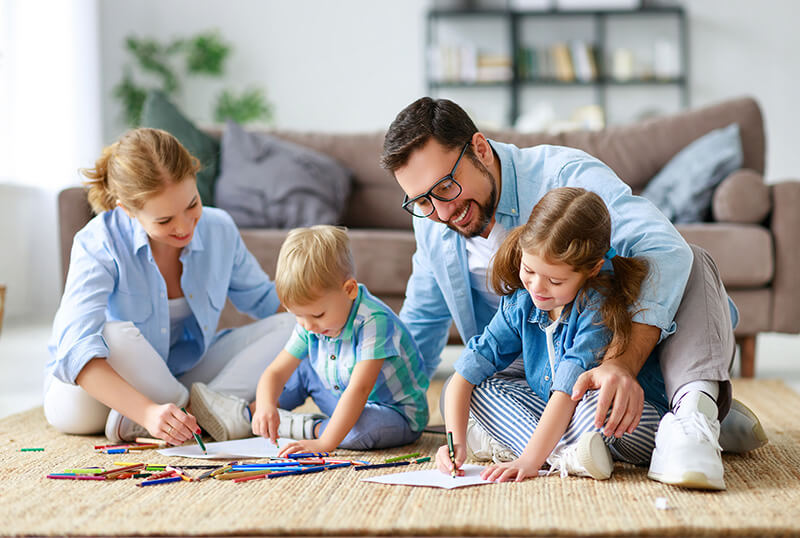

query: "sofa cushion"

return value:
[712, 169, 771, 224]
[677, 223, 773, 287]
[140, 91, 220, 207]
[641, 123, 743, 224]
[214, 121, 353, 228]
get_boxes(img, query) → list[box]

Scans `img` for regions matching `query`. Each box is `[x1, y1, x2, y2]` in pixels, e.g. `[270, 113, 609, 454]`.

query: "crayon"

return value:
[181, 407, 206, 454]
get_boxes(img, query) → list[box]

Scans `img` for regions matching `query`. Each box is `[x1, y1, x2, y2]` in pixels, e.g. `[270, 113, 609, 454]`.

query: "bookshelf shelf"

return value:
[426, 5, 689, 127]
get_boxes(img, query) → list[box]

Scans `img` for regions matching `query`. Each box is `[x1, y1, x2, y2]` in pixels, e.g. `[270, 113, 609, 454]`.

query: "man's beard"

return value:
[446, 165, 498, 238]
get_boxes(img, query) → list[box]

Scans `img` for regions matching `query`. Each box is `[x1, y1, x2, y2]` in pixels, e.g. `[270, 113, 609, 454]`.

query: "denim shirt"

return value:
[400, 141, 695, 378]
[47, 206, 280, 384]
[454, 288, 669, 416]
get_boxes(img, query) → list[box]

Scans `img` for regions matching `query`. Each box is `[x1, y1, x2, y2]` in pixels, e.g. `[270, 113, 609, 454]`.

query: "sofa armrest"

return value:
[58, 187, 93, 288]
[770, 180, 800, 333]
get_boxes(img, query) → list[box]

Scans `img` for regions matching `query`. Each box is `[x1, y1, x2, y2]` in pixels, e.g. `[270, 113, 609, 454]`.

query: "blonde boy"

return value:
[191, 225, 429, 453]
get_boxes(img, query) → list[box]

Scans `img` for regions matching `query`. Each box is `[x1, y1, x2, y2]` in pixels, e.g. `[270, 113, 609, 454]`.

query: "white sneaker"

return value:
[546, 432, 613, 480]
[105, 409, 149, 443]
[719, 398, 768, 453]
[647, 391, 726, 490]
[465, 417, 515, 463]
[277, 408, 326, 440]
[190, 383, 252, 442]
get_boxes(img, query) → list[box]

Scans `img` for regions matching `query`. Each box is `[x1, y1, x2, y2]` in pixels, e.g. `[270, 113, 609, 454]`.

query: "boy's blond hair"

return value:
[275, 225, 355, 306]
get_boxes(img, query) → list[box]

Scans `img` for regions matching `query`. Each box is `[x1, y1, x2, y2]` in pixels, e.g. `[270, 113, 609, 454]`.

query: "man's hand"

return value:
[571, 361, 644, 438]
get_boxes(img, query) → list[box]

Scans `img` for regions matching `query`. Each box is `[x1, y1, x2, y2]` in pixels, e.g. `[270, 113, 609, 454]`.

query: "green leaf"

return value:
[185, 31, 230, 75]
[112, 70, 148, 126]
[213, 88, 274, 125]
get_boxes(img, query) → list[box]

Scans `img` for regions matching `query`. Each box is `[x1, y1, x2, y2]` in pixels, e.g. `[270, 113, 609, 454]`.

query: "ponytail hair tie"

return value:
[604, 246, 617, 260]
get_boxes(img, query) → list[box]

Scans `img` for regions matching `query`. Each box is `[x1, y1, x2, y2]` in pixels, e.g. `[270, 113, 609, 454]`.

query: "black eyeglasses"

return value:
[401, 142, 468, 218]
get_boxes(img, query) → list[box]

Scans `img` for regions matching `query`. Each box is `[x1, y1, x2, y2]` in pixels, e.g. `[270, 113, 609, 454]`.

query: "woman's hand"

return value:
[480, 458, 541, 482]
[251, 404, 281, 445]
[435, 443, 466, 476]
[142, 403, 200, 446]
[278, 439, 334, 458]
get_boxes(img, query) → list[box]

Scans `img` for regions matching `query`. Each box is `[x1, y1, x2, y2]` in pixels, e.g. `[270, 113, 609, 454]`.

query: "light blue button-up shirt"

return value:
[455, 288, 669, 416]
[48, 206, 280, 384]
[400, 141, 694, 379]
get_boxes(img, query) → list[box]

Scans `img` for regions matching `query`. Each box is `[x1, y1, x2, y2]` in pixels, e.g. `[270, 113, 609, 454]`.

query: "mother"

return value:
[45, 127, 293, 445]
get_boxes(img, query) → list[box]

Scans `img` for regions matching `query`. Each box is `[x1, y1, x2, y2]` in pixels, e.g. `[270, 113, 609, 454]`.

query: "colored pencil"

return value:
[447, 431, 457, 478]
[138, 476, 183, 486]
[384, 452, 421, 463]
[20, 448, 44, 452]
[47, 474, 106, 480]
[286, 451, 331, 459]
[181, 407, 207, 454]
[267, 464, 327, 478]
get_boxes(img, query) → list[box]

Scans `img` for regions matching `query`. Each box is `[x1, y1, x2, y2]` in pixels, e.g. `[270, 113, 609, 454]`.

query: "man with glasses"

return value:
[380, 97, 766, 490]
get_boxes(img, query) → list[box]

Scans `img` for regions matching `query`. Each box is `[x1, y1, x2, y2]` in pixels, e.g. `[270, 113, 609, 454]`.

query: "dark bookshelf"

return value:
[426, 5, 689, 126]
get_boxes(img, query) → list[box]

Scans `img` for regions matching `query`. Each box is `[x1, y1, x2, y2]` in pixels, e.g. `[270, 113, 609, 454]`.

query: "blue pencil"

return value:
[286, 452, 330, 459]
[137, 476, 183, 487]
[266, 465, 327, 478]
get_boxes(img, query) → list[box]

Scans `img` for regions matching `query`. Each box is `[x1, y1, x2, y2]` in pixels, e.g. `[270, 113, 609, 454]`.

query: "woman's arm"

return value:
[252, 350, 302, 443]
[436, 373, 475, 475]
[75, 358, 198, 445]
[481, 391, 577, 482]
[278, 358, 384, 456]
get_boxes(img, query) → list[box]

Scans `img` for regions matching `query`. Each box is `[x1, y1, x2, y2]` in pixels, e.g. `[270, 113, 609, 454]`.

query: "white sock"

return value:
[673, 381, 719, 420]
[243, 406, 252, 423]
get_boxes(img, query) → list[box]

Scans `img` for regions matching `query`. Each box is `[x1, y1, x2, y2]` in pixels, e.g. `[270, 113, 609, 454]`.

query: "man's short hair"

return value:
[380, 97, 479, 172]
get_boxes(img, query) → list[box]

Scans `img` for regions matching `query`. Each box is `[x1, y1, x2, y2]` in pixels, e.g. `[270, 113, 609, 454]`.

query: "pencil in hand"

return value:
[181, 407, 207, 454]
[447, 431, 457, 478]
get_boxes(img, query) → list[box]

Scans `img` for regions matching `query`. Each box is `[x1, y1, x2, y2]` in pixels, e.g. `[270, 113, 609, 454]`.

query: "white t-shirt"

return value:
[168, 297, 193, 347]
[465, 220, 508, 312]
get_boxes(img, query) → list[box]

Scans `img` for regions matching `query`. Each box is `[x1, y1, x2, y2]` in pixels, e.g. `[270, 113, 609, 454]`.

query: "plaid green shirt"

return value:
[285, 284, 429, 432]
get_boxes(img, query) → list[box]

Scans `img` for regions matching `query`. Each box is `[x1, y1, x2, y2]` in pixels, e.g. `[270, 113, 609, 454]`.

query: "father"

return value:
[380, 97, 766, 490]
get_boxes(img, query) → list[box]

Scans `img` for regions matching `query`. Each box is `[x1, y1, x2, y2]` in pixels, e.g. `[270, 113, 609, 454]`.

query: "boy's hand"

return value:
[251, 404, 280, 445]
[480, 458, 540, 482]
[278, 439, 335, 458]
[435, 443, 466, 476]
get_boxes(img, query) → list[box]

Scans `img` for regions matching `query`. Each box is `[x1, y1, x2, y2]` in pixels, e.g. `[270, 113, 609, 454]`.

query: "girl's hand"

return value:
[143, 403, 200, 446]
[278, 439, 335, 458]
[435, 443, 466, 476]
[251, 404, 280, 445]
[480, 458, 541, 482]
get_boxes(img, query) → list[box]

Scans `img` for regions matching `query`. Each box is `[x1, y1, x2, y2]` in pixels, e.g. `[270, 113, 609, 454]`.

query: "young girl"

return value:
[45, 127, 294, 445]
[437, 187, 669, 482]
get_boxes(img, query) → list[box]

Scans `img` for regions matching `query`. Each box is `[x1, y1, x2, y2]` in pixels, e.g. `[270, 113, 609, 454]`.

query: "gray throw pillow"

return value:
[214, 121, 353, 228]
[641, 123, 743, 224]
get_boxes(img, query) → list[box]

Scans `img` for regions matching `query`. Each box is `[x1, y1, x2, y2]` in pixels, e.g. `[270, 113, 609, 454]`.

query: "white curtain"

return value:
[0, 0, 101, 322]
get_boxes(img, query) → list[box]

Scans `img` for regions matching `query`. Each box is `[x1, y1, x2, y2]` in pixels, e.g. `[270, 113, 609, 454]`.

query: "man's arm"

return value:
[571, 322, 660, 437]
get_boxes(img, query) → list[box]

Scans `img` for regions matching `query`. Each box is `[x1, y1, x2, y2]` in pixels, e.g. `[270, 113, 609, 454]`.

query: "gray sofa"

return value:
[58, 96, 800, 377]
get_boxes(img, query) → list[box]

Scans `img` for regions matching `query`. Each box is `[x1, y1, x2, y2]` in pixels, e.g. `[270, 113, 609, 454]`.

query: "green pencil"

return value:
[181, 407, 207, 454]
[384, 452, 421, 463]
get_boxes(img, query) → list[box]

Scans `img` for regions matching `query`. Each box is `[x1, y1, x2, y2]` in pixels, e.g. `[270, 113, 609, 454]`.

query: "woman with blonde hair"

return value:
[45, 127, 293, 444]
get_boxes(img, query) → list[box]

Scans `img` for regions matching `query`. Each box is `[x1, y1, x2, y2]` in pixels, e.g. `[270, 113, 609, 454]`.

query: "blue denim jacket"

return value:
[400, 141, 696, 379]
[455, 288, 670, 416]
[47, 207, 280, 384]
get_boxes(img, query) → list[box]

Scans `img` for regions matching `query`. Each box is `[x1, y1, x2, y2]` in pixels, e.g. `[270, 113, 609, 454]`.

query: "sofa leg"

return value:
[736, 335, 756, 378]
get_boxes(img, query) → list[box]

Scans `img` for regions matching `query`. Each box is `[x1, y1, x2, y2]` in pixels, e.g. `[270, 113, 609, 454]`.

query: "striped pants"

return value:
[470, 374, 663, 465]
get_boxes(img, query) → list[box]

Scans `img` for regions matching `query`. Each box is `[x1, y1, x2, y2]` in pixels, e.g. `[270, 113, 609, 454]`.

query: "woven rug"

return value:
[1, 379, 799, 537]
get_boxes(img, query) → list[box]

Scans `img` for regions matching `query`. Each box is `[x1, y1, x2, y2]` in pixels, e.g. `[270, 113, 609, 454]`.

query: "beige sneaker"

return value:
[547, 432, 613, 480]
[277, 408, 326, 440]
[719, 398, 768, 453]
[465, 417, 515, 463]
[190, 383, 252, 442]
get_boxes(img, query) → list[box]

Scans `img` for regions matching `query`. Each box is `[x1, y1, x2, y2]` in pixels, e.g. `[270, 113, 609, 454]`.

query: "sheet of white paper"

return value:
[361, 464, 495, 489]
[156, 436, 295, 459]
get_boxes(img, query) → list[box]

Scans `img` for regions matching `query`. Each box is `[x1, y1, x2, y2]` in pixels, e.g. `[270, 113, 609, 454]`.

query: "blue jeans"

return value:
[277, 360, 421, 451]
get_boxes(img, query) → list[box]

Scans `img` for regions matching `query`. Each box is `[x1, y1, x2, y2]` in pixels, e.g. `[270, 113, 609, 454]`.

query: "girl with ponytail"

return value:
[46, 128, 295, 446]
[437, 187, 669, 483]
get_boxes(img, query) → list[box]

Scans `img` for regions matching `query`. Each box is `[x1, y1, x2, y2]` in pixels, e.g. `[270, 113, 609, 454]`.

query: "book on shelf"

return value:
[551, 42, 575, 82]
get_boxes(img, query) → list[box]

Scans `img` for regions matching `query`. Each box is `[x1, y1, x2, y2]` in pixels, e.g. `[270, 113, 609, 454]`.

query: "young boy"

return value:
[190, 225, 429, 453]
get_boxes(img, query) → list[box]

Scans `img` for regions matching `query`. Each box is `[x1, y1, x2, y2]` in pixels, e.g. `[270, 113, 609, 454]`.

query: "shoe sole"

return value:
[647, 469, 726, 490]
[577, 433, 613, 480]
[719, 399, 768, 453]
[189, 385, 230, 442]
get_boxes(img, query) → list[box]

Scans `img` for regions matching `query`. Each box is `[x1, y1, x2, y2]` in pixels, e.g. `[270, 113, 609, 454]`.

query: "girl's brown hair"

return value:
[80, 128, 200, 214]
[490, 187, 649, 360]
